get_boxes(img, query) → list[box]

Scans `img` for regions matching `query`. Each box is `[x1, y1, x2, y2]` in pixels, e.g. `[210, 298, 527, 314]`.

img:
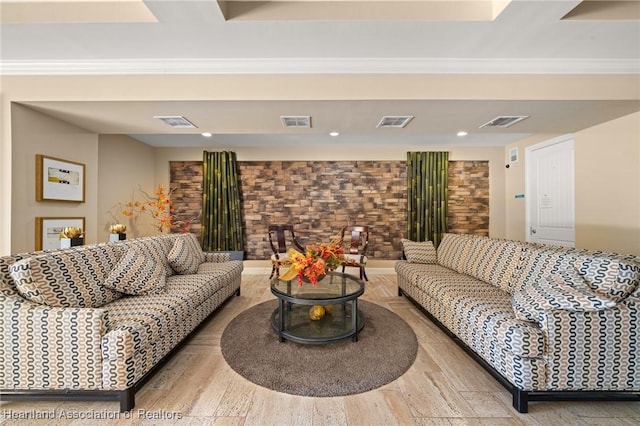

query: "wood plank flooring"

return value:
[2, 273, 639, 425]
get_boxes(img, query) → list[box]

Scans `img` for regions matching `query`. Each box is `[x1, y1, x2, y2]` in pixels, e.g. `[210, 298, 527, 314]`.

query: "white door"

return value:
[525, 135, 575, 247]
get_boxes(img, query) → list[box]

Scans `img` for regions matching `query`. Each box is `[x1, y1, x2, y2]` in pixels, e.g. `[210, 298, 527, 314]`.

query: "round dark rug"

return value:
[220, 299, 418, 397]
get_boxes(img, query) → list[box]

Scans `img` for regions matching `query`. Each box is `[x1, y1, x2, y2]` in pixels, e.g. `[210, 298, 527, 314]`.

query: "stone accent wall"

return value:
[169, 160, 489, 260]
[239, 161, 406, 261]
[169, 161, 203, 235]
[448, 161, 490, 236]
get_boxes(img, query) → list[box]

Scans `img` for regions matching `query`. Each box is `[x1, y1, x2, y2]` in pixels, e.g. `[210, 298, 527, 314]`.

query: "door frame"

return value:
[524, 134, 575, 244]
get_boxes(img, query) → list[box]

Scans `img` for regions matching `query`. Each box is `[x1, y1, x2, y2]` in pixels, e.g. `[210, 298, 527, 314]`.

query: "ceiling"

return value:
[1, 0, 639, 148]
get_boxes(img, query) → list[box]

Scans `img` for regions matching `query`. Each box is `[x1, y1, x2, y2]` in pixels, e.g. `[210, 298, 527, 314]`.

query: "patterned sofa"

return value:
[0, 233, 243, 411]
[396, 233, 640, 413]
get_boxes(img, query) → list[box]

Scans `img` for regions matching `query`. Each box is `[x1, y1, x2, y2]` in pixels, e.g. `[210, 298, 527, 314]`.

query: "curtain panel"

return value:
[201, 151, 244, 251]
[406, 152, 449, 247]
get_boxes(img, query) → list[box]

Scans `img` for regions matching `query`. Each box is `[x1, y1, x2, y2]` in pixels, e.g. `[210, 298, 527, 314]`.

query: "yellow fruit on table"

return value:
[309, 305, 326, 320]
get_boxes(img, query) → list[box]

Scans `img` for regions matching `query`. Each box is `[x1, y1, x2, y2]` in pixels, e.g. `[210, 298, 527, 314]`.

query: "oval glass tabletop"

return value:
[270, 271, 364, 303]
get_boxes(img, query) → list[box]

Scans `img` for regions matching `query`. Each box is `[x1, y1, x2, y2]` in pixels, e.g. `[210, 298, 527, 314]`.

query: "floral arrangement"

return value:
[59, 227, 83, 239]
[109, 223, 127, 234]
[279, 235, 345, 286]
[111, 184, 195, 233]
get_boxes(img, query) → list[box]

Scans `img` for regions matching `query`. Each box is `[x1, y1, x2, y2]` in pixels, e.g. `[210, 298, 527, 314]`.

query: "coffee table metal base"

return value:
[271, 302, 365, 344]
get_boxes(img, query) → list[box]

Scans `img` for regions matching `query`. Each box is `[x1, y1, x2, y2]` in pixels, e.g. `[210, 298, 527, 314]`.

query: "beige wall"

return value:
[504, 111, 640, 255]
[574, 112, 640, 255]
[97, 134, 157, 242]
[10, 104, 99, 253]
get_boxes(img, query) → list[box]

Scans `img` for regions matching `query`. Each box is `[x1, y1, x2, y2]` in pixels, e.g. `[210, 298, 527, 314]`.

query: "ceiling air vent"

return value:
[154, 115, 197, 129]
[479, 115, 529, 128]
[281, 116, 311, 128]
[377, 116, 414, 128]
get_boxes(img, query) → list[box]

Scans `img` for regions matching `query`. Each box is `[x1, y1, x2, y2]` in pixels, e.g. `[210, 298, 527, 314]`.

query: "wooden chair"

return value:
[340, 225, 369, 281]
[268, 224, 305, 278]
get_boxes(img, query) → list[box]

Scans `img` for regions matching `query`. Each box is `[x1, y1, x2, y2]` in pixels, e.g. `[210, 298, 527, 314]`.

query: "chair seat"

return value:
[342, 253, 368, 265]
[271, 252, 294, 262]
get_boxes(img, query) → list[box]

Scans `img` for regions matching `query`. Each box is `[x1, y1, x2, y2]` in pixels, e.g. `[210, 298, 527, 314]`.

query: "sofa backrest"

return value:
[0, 233, 203, 305]
[437, 233, 527, 294]
[437, 233, 640, 298]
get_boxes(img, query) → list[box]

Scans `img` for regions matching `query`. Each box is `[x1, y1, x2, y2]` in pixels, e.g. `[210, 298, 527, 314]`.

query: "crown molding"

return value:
[1, 57, 638, 76]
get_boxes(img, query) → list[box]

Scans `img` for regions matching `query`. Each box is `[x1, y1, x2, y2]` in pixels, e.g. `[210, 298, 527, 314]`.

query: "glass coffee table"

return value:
[270, 271, 365, 344]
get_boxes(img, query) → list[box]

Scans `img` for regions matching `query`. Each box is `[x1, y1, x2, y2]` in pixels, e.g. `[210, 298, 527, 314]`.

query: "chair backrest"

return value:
[268, 224, 304, 255]
[341, 225, 369, 256]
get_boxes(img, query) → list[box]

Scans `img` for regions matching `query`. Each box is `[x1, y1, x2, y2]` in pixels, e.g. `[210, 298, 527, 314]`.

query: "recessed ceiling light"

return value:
[329, 131, 340, 137]
[457, 131, 468, 137]
[201, 132, 212, 137]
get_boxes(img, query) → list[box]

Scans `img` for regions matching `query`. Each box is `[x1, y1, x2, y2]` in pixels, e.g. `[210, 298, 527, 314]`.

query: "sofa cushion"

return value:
[465, 237, 525, 294]
[436, 233, 479, 273]
[124, 236, 174, 277]
[197, 259, 244, 276]
[576, 256, 640, 302]
[167, 234, 205, 275]
[401, 239, 437, 264]
[103, 249, 166, 295]
[512, 270, 617, 323]
[8, 246, 123, 308]
[509, 246, 573, 294]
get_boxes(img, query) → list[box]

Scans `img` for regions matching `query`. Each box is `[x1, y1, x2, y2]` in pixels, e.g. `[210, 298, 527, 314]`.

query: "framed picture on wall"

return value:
[36, 154, 86, 202]
[36, 217, 85, 251]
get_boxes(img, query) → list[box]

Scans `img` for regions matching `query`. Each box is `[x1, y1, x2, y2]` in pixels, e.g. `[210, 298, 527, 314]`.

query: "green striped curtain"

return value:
[201, 151, 244, 251]
[406, 152, 449, 248]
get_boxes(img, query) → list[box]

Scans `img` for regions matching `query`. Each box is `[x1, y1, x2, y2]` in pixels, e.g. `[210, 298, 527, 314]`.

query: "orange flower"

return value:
[110, 184, 197, 233]
[284, 236, 345, 286]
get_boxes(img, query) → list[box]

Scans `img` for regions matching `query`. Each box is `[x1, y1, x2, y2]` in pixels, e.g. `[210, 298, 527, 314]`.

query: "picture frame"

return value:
[36, 217, 85, 251]
[36, 154, 86, 202]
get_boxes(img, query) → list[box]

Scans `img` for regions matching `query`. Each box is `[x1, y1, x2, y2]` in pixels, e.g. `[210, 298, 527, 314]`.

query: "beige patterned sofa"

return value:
[0, 233, 243, 411]
[397, 233, 640, 413]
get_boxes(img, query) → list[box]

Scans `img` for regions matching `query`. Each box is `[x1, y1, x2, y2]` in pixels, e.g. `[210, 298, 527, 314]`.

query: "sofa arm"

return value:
[0, 295, 107, 390]
[203, 252, 231, 263]
[540, 299, 640, 391]
[101, 328, 138, 390]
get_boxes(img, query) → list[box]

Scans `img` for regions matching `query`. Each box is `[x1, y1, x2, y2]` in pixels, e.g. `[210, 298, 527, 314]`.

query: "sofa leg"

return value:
[513, 389, 528, 413]
[119, 388, 135, 412]
[235, 287, 241, 296]
[398, 287, 403, 297]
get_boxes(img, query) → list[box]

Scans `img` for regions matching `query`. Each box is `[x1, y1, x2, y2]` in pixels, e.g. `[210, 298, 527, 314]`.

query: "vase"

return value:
[301, 273, 327, 284]
[61, 237, 83, 248]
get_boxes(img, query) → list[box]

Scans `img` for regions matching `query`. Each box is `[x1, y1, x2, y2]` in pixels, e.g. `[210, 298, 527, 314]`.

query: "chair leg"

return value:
[361, 266, 368, 282]
[270, 263, 278, 279]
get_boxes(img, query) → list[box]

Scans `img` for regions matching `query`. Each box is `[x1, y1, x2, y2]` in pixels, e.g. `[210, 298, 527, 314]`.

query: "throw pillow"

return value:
[103, 249, 166, 295]
[575, 256, 640, 302]
[9, 258, 46, 304]
[9, 252, 122, 308]
[512, 269, 617, 323]
[167, 235, 202, 275]
[401, 239, 437, 264]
